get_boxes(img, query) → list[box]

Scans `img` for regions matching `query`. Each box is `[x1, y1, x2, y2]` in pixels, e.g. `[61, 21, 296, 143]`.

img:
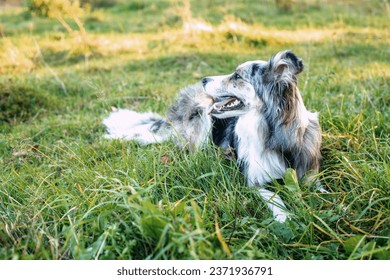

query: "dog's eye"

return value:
[233, 72, 242, 80]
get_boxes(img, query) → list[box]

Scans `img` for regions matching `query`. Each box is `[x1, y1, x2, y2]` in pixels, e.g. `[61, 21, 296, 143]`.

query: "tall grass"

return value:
[0, 0, 389, 260]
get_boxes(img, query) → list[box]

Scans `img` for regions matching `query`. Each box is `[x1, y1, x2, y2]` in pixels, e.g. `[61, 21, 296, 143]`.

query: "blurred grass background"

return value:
[0, 0, 389, 259]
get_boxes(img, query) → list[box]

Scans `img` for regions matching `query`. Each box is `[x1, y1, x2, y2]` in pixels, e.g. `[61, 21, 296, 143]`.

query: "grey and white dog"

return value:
[103, 50, 322, 222]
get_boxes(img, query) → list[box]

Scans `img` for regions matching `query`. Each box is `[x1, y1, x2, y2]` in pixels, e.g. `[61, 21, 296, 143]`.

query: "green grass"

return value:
[0, 0, 389, 260]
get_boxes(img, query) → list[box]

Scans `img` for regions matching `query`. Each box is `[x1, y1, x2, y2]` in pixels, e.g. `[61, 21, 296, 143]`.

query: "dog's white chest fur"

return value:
[235, 110, 286, 187]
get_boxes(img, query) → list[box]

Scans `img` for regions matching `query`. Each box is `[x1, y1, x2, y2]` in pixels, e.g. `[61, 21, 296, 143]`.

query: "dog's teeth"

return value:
[216, 99, 240, 110]
[229, 100, 239, 107]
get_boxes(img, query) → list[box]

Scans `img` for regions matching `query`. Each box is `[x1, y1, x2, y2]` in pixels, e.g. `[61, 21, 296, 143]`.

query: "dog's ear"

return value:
[269, 50, 304, 76]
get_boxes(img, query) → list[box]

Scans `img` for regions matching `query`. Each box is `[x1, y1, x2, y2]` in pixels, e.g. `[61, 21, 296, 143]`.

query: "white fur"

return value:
[235, 110, 286, 186]
[103, 109, 168, 144]
[258, 188, 289, 222]
[203, 74, 230, 95]
[235, 109, 289, 221]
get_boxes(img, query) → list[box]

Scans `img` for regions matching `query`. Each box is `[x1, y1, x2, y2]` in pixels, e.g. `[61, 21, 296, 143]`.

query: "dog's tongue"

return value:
[213, 98, 238, 110]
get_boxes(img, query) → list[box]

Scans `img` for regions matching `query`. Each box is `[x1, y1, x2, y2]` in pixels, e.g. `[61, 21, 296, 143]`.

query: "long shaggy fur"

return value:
[103, 50, 322, 222]
[103, 84, 212, 149]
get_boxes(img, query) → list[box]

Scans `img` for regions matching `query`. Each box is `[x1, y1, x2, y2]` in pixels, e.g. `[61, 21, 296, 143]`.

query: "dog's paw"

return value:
[273, 209, 290, 223]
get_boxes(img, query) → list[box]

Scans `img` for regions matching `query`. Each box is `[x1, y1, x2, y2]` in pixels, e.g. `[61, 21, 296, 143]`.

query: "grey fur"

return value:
[166, 83, 213, 150]
[252, 51, 321, 178]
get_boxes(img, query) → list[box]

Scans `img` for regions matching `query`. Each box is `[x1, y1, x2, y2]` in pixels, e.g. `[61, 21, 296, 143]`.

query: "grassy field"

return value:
[0, 0, 389, 260]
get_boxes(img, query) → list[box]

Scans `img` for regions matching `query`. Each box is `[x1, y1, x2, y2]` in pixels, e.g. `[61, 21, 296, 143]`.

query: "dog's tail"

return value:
[103, 109, 173, 145]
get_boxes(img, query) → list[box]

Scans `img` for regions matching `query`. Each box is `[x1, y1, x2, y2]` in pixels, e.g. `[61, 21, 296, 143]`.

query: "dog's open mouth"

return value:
[212, 97, 243, 113]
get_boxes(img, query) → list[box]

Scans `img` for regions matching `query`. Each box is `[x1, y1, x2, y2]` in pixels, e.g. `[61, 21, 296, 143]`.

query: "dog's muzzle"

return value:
[211, 97, 243, 114]
[202, 77, 213, 89]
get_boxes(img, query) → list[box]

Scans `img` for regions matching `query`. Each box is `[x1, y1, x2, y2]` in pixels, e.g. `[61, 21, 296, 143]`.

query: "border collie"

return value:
[103, 50, 322, 222]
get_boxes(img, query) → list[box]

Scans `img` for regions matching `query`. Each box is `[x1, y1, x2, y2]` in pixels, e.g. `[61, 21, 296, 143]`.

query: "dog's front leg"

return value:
[258, 188, 289, 223]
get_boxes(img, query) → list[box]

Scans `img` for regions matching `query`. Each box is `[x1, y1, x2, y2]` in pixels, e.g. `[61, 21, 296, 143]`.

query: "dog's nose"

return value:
[202, 77, 212, 87]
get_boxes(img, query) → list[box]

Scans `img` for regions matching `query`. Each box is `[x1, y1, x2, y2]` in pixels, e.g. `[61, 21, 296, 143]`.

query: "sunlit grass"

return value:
[0, 0, 389, 260]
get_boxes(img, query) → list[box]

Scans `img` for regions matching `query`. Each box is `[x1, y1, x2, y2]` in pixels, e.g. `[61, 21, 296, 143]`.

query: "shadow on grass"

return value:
[0, 79, 60, 126]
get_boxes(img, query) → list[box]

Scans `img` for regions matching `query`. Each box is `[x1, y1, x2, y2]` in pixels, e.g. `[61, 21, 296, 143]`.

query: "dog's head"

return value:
[202, 50, 304, 121]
